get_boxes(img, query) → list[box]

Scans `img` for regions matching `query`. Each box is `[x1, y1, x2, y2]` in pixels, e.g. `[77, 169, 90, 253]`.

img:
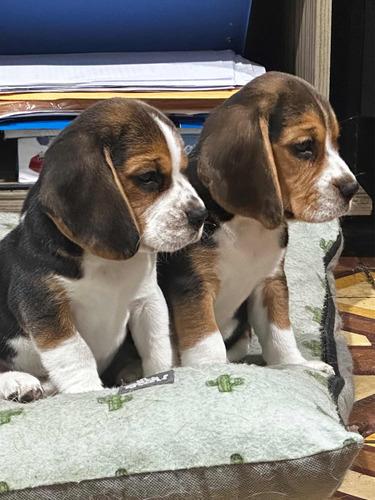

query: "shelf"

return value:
[0, 90, 238, 118]
[0, 188, 28, 213]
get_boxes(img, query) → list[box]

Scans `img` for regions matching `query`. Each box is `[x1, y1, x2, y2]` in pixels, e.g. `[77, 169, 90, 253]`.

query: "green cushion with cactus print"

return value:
[0, 216, 362, 499]
[0, 364, 363, 499]
[0, 364, 362, 499]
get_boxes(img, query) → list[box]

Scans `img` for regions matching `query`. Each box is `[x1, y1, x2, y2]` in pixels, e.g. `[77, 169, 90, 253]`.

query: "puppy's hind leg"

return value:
[248, 267, 334, 375]
[174, 295, 227, 368]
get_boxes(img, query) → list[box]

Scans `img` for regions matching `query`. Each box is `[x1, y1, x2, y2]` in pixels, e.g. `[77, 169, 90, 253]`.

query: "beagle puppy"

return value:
[0, 98, 207, 402]
[158, 72, 358, 372]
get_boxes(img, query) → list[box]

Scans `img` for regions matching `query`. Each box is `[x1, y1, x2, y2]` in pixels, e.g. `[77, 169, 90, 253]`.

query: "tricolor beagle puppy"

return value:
[158, 72, 358, 372]
[0, 98, 207, 402]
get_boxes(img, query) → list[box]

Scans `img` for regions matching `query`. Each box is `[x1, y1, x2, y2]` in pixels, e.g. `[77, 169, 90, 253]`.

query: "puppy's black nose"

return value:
[336, 179, 359, 201]
[185, 207, 208, 231]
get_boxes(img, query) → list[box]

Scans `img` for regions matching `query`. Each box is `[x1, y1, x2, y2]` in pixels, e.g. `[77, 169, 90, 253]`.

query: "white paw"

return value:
[180, 331, 228, 367]
[0, 371, 44, 402]
[142, 358, 174, 378]
[181, 350, 228, 368]
[302, 360, 335, 375]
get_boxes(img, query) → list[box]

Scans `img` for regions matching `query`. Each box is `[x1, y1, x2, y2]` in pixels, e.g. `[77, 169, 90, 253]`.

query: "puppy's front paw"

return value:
[180, 332, 228, 367]
[0, 371, 44, 403]
[302, 360, 335, 376]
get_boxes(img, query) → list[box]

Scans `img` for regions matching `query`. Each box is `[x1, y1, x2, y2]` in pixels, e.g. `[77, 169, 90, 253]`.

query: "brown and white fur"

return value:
[158, 72, 358, 372]
[0, 98, 207, 401]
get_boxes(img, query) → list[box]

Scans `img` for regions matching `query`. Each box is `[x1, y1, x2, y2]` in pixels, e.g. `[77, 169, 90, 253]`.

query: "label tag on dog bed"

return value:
[118, 370, 175, 394]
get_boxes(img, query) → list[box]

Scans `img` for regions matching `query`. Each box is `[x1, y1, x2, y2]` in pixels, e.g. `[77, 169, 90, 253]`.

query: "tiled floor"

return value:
[333, 257, 375, 500]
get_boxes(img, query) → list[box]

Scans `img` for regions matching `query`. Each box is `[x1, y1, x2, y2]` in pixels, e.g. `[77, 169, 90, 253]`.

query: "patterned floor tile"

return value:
[336, 270, 375, 319]
[337, 470, 375, 500]
[350, 394, 375, 437]
[350, 348, 375, 375]
[334, 258, 375, 500]
[338, 300, 375, 319]
[341, 312, 375, 338]
[336, 272, 375, 293]
[334, 493, 367, 499]
[352, 445, 375, 475]
[344, 331, 372, 347]
[353, 376, 375, 402]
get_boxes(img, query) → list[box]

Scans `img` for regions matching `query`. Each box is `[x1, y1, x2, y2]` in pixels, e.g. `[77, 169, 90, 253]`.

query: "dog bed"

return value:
[0, 214, 363, 499]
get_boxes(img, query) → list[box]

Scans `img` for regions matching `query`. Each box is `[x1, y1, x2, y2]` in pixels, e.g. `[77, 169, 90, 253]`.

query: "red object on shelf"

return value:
[28, 152, 44, 174]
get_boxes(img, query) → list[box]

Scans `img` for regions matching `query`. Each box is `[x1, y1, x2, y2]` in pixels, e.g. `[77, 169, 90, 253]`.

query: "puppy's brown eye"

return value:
[138, 171, 158, 183]
[291, 140, 314, 160]
[134, 171, 163, 192]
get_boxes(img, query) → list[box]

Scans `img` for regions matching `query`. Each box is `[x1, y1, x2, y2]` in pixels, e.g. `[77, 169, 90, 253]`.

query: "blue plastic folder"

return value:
[0, 119, 75, 131]
[0, 1, 252, 56]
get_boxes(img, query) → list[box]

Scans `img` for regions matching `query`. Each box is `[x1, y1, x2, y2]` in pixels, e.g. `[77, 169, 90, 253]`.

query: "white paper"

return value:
[4, 129, 60, 139]
[0, 50, 265, 93]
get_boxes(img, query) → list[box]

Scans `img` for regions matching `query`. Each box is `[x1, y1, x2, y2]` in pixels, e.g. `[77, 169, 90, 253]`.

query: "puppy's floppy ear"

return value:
[197, 99, 283, 229]
[38, 128, 139, 260]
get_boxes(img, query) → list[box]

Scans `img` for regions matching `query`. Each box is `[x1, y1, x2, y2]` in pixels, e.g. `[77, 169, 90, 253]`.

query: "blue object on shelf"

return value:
[170, 114, 207, 129]
[0, 118, 75, 131]
[178, 117, 206, 129]
[0, 1, 252, 56]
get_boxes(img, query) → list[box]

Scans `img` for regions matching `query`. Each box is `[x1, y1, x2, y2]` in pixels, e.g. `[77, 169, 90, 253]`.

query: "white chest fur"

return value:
[60, 251, 157, 373]
[214, 216, 284, 338]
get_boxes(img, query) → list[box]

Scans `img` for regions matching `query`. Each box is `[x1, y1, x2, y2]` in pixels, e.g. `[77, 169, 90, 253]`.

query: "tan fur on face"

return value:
[262, 266, 291, 329]
[101, 103, 188, 238]
[116, 144, 179, 234]
[271, 110, 328, 220]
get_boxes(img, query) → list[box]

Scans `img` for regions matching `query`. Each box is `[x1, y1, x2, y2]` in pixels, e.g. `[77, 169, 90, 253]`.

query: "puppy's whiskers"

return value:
[301, 201, 315, 220]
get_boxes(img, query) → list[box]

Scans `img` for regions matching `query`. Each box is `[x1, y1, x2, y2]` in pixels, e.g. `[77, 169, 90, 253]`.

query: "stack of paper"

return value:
[0, 50, 265, 185]
[0, 50, 265, 94]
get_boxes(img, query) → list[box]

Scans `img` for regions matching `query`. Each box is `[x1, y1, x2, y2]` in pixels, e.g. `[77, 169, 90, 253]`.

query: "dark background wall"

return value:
[330, 0, 374, 256]
[245, 0, 293, 74]
[330, 0, 374, 194]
